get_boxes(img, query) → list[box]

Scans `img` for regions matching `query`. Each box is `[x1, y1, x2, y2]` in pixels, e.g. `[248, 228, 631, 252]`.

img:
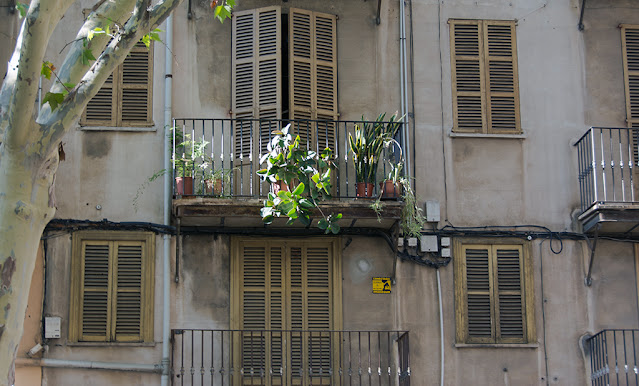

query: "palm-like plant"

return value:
[348, 113, 403, 185]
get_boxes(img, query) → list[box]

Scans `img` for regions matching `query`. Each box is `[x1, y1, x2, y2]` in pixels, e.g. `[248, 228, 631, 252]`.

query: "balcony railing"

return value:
[575, 128, 639, 213]
[587, 329, 639, 386]
[171, 118, 405, 199]
[170, 329, 411, 386]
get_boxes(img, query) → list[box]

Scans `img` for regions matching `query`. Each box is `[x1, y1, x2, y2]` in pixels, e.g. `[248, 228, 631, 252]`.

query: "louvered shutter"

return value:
[451, 21, 485, 133]
[80, 241, 112, 341]
[113, 241, 144, 341]
[494, 246, 525, 342]
[621, 26, 639, 164]
[83, 73, 117, 126]
[450, 20, 520, 134]
[232, 7, 282, 158]
[120, 42, 153, 126]
[484, 21, 520, 134]
[463, 245, 494, 343]
[290, 9, 338, 151]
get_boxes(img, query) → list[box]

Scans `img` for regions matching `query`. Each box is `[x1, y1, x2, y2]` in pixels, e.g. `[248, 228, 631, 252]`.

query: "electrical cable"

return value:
[539, 240, 550, 386]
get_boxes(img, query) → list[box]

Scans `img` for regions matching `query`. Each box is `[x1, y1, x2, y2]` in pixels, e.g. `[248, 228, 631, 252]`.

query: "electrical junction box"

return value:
[45, 317, 61, 339]
[425, 200, 440, 222]
[420, 235, 438, 252]
[408, 238, 418, 247]
[441, 237, 451, 247]
[441, 248, 451, 258]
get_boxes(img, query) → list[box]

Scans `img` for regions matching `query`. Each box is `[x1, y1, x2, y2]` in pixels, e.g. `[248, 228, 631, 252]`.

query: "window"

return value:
[621, 25, 639, 164]
[69, 231, 155, 343]
[454, 239, 535, 344]
[232, 6, 338, 156]
[81, 41, 154, 127]
[231, 238, 342, 383]
[449, 19, 521, 134]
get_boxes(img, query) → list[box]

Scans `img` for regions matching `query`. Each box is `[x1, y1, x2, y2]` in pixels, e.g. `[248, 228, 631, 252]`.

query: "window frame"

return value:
[69, 231, 155, 343]
[453, 238, 535, 345]
[449, 19, 522, 135]
[80, 41, 154, 128]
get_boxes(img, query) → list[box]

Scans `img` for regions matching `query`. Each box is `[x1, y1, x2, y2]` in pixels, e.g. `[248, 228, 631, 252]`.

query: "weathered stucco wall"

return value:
[4, 0, 639, 384]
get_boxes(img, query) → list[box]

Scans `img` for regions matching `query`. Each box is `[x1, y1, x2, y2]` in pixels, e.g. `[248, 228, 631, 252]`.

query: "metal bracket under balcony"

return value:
[575, 127, 639, 235]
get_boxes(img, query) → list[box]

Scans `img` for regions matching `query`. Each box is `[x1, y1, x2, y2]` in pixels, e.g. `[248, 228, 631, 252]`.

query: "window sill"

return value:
[66, 341, 156, 347]
[79, 125, 156, 132]
[449, 132, 527, 139]
[455, 343, 538, 349]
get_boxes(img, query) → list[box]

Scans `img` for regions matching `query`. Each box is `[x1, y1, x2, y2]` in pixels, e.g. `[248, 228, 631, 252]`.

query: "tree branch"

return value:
[0, 0, 74, 149]
[149, 0, 184, 28]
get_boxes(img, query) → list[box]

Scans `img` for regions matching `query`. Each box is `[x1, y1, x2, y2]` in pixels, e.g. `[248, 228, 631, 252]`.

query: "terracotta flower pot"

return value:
[356, 182, 375, 198]
[204, 179, 223, 195]
[272, 180, 289, 195]
[379, 180, 402, 199]
[175, 177, 194, 195]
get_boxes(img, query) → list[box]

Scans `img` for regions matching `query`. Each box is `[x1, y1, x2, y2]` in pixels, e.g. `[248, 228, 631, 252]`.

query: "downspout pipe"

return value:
[161, 13, 174, 386]
[399, 0, 412, 180]
[16, 358, 161, 373]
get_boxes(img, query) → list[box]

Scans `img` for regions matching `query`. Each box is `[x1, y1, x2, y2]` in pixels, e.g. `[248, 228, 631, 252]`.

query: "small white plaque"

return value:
[45, 317, 61, 339]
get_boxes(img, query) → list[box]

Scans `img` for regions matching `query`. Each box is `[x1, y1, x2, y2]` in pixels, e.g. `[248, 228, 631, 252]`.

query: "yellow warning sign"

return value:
[372, 277, 391, 294]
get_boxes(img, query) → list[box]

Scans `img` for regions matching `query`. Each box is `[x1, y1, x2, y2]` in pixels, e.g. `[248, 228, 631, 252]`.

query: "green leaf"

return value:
[299, 214, 311, 226]
[43, 92, 64, 111]
[329, 223, 340, 234]
[15, 2, 28, 18]
[41, 61, 54, 80]
[81, 48, 96, 65]
[299, 199, 315, 209]
[318, 218, 329, 230]
[292, 182, 305, 196]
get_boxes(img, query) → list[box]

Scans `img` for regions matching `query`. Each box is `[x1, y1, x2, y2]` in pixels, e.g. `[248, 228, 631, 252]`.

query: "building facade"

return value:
[4, 0, 639, 385]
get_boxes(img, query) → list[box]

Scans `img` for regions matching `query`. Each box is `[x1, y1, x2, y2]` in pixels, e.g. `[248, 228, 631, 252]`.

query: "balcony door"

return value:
[231, 237, 342, 386]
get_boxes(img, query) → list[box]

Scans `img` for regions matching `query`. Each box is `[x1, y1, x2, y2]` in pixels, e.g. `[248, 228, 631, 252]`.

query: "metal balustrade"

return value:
[170, 329, 411, 386]
[170, 118, 405, 199]
[575, 128, 639, 213]
[587, 329, 639, 386]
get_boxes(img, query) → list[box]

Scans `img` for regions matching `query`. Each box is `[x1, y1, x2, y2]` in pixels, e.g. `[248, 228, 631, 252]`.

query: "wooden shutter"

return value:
[450, 20, 520, 134]
[450, 20, 485, 133]
[462, 245, 494, 343]
[82, 41, 153, 127]
[233, 238, 340, 384]
[494, 246, 525, 342]
[80, 241, 112, 342]
[113, 241, 144, 341]
[232, 7, 282, 158]
[71, 232, 154, 343]
[289, 9, 338, 151]
[621, 25, 639, 164]
[484, 21, 520, 134]
[120, 41, 153, 126]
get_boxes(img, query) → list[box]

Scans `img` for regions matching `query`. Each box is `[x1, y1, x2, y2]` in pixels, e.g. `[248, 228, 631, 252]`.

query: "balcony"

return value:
[170, 118, 406, 230]
[586, 329, 639, 386]
[575, 128, 639, 234]
[170, 329, 411, 386]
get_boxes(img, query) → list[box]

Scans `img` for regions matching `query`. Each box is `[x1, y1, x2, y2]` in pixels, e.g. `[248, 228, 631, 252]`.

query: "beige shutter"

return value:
[494, 246, 525, 342]
[483, 21, 520, 134]
[233, 238, 339, 384]
[621, 25, 639, 164]
[289, 9, 337, 150]
[80, 241, 112, 342]
[113, 242, 144, 342]
[83, 73, 117, 126]
[463, 245, 494, 343]
[450, 20, 485, 133]
[233, 7, 282, 158]
[120, 41, 153, 126]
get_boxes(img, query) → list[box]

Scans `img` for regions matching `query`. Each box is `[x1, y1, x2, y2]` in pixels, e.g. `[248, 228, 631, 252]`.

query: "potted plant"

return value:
[380, 161, 403, 199]
[257, 124, 341, 234]
[348, 113, 403, 197]
[198, 164, 235, 196]
[173, 132, 209, 195]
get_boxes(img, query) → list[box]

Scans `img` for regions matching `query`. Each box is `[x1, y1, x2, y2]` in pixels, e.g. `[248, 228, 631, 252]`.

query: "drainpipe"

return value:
[160, 13, 174, 386]
[16, 358, 161, 373]
[436, 269, 444, 386]
[399, 0, 412, 179]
